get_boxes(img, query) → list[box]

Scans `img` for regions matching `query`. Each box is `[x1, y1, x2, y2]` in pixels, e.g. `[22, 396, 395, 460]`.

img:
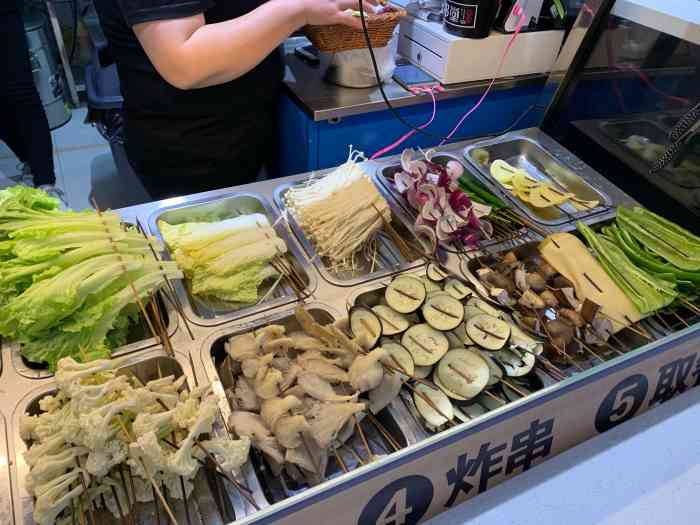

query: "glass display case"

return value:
[540, 0, 700, 232]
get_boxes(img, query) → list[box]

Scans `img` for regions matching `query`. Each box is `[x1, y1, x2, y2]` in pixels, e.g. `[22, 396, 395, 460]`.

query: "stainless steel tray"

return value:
[5, 293, 177, 380]
[464, 134, 613, 227]
[10, 350, 253, 525]
[199, 303, 415, 506]
[274, 181, 425, 287]
[148, 191, 316, 327]
[599, 118, 700, 190]
[375, 153, 530, 254]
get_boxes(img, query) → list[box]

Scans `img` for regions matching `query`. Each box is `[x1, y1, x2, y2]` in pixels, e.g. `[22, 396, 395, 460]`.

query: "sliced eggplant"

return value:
[385, 275, 426, 314]
[349, 306, 382, 349]
[436, 348, 490, 400]
[380, 342, 415, 378]
[492, 347, 535, 377]
[444, 278, 473, 300]
[434, 372, 469, 401]
[401, 323, 449, 366]
[451, 322, 475, 346]
[445, 331, 463, 348]
[464, 297, 501, 319]
[413, 365, 432, 379]
[466, 314, 511, 351]
[421, 276, 442, 294]
[507, 320, 541, 354]
[372, 305, 410, 336]
[413, 383, 454, 428]
[426, 263, 449, 282]
[475, 349, 503, 386]
[422, 293, 464, 331]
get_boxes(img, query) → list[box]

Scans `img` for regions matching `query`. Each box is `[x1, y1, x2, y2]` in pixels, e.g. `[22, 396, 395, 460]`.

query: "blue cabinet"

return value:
[276, 83, 547, 177]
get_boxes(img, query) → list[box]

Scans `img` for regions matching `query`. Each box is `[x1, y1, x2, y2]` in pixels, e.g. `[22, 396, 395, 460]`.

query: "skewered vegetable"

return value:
[577, 222, 677, 314]
[422, 293, 464, 331]
[385, 275, 426, 313]
[0, 186, 181, 370]
[22, 357, 248, 525]
[159, 213, 290, 304]
[402, 324, 449, 366]
[466, 315, 511, 351]
[372, 305, 410, 335]
[413, 383, 453, 428]
[435, 349, 490, 399]
[349, 306, 382, 349]
[394, 149, 494, 252]
[285, 148, 391, 270]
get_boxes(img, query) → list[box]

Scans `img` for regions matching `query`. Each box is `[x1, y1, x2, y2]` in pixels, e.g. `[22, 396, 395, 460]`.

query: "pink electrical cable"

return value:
[440, 3, 527, 145]
[369, 86, 441, 160]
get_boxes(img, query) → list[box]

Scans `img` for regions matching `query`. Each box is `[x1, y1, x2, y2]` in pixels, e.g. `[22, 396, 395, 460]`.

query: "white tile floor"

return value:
[0, 106, 117, 210]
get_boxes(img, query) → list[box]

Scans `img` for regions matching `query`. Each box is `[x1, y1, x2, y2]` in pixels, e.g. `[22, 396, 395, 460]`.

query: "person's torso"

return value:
[93, 0, 283, 119]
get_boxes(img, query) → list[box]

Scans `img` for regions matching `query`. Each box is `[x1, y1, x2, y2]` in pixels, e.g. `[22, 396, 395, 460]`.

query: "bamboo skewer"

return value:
[573, 337, 605, 363]
[333, 449, 349, 473]
[134, 218, 195, 341]
[501, 378, 528, 398]
[366, 413, 401, 452]
[448, 364, 475, 384]
[110, 485, 129, 525]
[74, 458, 96, 525]
[354, 415, 374, 462]
[116, 418, 180, 525]
[345, 444, 366, 466]
[483, 390, 506, 405]
[404, 382, 456, 427]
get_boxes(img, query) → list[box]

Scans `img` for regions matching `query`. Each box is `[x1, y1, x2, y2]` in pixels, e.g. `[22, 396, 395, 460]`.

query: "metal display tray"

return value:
[374, 153, 530, 254]
[273, 181, 425, 288]
[147, 191, 317, 327]
[2, 293, 177, 380]
[198, 303, 419, 510]
[464, 133, 613, 228]
[1, 136, 697, 525]
[9, 348, 253, 525]
[598, 118, 700, 190]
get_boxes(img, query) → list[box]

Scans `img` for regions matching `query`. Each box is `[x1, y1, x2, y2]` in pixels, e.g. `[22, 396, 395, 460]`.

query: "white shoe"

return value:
[38, 184, 69, 210]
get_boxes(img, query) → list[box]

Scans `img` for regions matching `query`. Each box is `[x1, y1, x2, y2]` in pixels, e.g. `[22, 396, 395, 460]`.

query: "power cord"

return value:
[357, 0, 529, 144]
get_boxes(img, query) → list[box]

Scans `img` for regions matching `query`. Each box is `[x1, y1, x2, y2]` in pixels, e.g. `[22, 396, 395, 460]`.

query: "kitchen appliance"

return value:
[496, 0, 546, 32]
[398, 15, 564, 84]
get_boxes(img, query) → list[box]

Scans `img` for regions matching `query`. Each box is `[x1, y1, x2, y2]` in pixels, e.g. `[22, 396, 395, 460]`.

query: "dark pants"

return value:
[0, 7, 55, 186]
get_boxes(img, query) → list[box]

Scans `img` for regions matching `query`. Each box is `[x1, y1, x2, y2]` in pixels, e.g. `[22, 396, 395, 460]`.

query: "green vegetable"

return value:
[616, 206, 700, 270]
[577, 221, 677, 314]
[458, 177, 506, 210]
[0, 186, 181, 370]
[602, 223, 700, 286]
[159, 212, 288, 304]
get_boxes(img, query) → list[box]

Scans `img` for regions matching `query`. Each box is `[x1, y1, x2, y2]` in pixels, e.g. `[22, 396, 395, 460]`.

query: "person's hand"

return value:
[301, 0, 380, 29]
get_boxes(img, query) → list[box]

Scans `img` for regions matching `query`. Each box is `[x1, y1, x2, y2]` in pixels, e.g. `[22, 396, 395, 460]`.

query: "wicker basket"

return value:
[304, 7, 406, 53]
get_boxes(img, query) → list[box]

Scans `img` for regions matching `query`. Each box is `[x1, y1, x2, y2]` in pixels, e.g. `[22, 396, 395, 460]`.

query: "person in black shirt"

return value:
[0, 0, 67, 205]
[94, 0, 374, 199]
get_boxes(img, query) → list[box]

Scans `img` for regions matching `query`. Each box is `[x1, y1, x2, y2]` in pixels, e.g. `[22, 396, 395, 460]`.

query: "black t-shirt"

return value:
[93, 0, 282, 195]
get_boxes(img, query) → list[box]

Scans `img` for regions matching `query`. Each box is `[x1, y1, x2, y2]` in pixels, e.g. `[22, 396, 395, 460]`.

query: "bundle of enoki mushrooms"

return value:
[285, 148, 391, 271]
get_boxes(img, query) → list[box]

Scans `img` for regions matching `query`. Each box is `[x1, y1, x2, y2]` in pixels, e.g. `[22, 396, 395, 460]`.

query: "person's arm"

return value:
[132, 0, 372, 90]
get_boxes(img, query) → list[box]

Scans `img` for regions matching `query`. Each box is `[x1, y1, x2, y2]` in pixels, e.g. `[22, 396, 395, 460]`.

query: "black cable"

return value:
[357, 0, 537, 144]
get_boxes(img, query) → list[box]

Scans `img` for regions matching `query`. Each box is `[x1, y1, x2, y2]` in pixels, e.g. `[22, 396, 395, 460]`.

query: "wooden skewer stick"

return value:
[110, 485, 129, 525]
[134, 217, 195, 341]
[474, 324, 506, 340]
[116, 465, 137, 525]
[672, 311, 690, 328]
[680, 298, 700, 316]
[582, 272, 603, 293]
[375, 312, 400, 331]
[354, 415, 374, 462]
[407, 335, 435, 354]
[448, 364, 475, 383]
[366, 413, 401, 452]
[483, 389, 506, 405]
[333, 449, 349, 473]
[74, 458, 96, 525]
[501, 378, 529, 398]
[404, 382, 456, 427]
[345, 444, 366, 466]
[116, 418, 180, 525]
[194, 441, 260, 510]
[392, 286, 419, 301]
[430, 304, 461, 319]
[574, 337, 605, 363]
